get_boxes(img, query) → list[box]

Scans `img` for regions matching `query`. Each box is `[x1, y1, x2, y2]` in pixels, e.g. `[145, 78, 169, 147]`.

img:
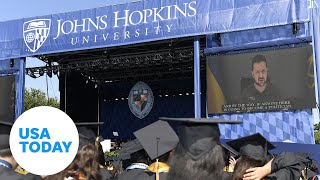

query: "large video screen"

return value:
[0, 76, 15, 123]
[207, 46, 316, 114]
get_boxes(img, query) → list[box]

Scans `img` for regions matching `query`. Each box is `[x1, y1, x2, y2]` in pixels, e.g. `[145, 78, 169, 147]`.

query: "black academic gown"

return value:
[266, 152, 308, 180]
[99, 167, 113, 180]
[117, 170, 168, 180]
[0, 166, 41, 180]
[116, 169, 150, 180]
[145, 171, 168, 180]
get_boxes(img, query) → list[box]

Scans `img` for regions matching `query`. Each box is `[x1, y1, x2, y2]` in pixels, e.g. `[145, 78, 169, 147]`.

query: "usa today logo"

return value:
[10, 106, 79, 176]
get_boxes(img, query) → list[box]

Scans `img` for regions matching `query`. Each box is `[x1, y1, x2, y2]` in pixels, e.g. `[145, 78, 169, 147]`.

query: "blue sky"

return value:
[0, 0, 134, 100]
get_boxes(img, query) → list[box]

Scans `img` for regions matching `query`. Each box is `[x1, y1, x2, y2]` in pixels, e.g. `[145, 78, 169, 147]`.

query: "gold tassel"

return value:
[156, 159, 159, 180]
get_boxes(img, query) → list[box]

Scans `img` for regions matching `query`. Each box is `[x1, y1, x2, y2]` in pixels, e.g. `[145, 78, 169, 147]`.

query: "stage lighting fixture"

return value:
[39, 69, 44, 76]
[86, 79, 89, 84]
[47, 69, 52, 78]
[53, 68, 59, 75]
[292, 23, 299, 34]
[179, 94, 182, 96]
[95, 84, 98, 88]
[10, 59, 14, 68]
[29, 70, 37, 79]
[216, 33, 222, 46]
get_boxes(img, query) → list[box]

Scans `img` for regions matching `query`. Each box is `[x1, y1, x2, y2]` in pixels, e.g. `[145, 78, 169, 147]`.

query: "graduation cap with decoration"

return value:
[226, 133, 276, 160]
[158, 117, 241, 161]
[0, 120, 13, 153]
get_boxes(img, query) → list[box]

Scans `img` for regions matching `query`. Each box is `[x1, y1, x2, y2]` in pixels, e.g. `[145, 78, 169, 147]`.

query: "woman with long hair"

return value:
[167, 144, 226, 180]
[44, 144, 102, 180]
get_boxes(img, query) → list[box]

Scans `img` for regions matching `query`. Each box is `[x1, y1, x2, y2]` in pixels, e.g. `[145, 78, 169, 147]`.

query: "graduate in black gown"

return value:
[227, 133, 312, 180]
[159, 117, 241, 180]
[116, 120, 179, 180]
[0, 121, 41, 180]
[116, 148, 150, 180]
[133, 120, 179, 180]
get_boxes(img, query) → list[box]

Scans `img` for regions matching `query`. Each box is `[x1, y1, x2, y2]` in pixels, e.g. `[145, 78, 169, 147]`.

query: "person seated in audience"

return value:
[133, 120, 179, 180]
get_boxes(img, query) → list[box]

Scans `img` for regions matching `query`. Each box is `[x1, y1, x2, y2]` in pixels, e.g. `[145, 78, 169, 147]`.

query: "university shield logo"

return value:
[23, 19, 51, 52]
[128, 82, 154, 119]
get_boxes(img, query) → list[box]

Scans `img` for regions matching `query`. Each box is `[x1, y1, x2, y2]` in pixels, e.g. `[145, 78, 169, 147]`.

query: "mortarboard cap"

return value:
[159, 117, 241, 160]
[226, 133, 276, 160]
[120, 139, 144, 159]
[220, 142, 239, 158]
[134, 120, 179, 160]
[77, 127, 97, 150]
[0, 121, 13, 152]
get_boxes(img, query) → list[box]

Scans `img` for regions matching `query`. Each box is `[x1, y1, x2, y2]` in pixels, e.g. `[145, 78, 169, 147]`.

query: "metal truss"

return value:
[26, 48, 206, 83]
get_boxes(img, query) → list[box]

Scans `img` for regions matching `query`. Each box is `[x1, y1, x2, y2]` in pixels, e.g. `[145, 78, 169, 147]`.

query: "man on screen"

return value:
[242, 55, 280, 103]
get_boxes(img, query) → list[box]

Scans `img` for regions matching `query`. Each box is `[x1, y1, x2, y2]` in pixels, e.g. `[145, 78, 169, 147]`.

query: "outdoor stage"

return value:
[0, 0, 320, 163]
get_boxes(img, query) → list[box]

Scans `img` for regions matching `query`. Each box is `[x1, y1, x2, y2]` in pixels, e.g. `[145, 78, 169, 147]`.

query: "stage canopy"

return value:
[0, 0, 309, 60]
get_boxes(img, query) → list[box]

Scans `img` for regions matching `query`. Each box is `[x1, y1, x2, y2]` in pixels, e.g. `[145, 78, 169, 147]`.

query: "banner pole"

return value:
[310, 5, 320, 126]
[15, 58, 26, 120]
[64, 71, 67, 113]
[194, 36, 201, 118]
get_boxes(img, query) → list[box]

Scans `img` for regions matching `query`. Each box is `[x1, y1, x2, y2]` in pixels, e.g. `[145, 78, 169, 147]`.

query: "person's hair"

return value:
[130, 149, 149, 164]
[167, 144, 225, 180]
[95, 139, 106, 166]
[0, 149, 12, 158]
[44, 144, 102, 180]
[252, 55, 267, 71]
[232, 155, 264, 180]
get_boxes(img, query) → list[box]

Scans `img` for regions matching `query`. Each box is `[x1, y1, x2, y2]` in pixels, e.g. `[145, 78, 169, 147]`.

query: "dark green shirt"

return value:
[242, 83, 280, 103]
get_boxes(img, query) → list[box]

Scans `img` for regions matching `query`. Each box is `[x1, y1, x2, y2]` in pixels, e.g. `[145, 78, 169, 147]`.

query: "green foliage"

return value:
[24, 88, 60, 111]
[315, 122, 320, 144]
[105, 150, 119, 157]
